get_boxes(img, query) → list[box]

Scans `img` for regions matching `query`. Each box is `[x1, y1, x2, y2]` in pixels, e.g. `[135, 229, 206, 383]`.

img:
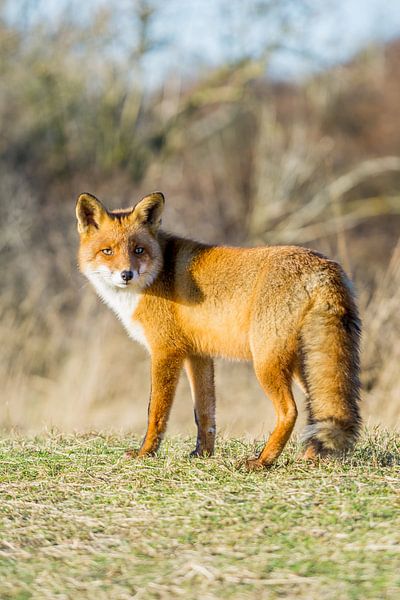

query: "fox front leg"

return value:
[126, 354, 183, 458]
[185, 355, 216, 457]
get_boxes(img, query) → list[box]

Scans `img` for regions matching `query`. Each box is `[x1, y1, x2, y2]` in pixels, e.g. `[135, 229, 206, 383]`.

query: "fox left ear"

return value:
[76, 193, 108, 233]
[133, 192, 165, 231]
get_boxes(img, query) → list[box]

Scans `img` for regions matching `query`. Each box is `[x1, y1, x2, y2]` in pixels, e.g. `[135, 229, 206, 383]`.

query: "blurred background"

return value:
[1, 0, 400, 437]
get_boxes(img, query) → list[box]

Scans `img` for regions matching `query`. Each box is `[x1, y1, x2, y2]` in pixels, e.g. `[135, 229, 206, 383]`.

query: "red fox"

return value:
[76, 191, 361, 469]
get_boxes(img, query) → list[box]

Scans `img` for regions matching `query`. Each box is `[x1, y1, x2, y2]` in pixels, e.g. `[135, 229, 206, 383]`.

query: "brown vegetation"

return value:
[1, 6, 399, 434]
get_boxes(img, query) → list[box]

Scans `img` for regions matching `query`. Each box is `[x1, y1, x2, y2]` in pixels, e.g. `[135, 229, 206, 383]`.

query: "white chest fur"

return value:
[87, 274, 150, 352]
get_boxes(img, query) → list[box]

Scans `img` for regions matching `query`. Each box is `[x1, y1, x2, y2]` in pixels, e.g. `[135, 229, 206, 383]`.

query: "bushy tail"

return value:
[300, 282, 362, 454]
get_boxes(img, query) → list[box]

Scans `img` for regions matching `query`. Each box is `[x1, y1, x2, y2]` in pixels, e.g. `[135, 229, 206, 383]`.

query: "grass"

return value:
[0, 430, 399, 599]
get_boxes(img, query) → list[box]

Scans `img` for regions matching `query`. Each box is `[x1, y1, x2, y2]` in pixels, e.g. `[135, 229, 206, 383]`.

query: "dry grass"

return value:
[0, 430, 399, 599]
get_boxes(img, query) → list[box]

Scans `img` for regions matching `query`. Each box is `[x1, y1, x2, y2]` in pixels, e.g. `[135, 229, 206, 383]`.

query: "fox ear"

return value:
[76, 193, 108, 233]
[133, 192, 165, 231]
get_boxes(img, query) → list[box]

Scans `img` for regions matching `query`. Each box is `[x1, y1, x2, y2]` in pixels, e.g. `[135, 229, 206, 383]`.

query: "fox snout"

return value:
[111, 268, 138, 287]
[121, 270, 134, 283]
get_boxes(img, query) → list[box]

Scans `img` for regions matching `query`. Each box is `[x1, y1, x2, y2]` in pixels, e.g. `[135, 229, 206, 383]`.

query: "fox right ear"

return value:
[76, 193, 107, 233]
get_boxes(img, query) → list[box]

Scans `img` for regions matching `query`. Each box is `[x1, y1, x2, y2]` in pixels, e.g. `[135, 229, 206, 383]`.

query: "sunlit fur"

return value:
[76, 191, 361, 469]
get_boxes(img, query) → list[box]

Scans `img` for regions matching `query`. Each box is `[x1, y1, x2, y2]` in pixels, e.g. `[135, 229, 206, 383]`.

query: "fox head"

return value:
[76, 192, 165, 290]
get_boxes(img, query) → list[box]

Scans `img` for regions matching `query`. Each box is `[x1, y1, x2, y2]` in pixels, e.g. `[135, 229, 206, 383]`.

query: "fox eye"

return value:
[101, 248, 113, 255]
[134, 247, 145, 255]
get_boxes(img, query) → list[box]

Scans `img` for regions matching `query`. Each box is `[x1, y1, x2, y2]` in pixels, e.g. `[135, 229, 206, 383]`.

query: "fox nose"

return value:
[121, 270, 134, 283]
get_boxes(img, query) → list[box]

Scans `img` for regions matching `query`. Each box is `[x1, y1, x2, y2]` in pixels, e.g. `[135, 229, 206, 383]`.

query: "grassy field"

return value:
[0, 430, 399, 599]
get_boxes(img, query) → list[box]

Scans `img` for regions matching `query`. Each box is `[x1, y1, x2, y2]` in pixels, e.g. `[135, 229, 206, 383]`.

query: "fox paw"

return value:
[245, 458, 265, 471]
[124, 448, 139, 459]
[125, 447, 159, 459]
[301, 444, 329, 463]
[189, 448, 213, 458]
[301, 446, 319, 462]
[236, 457, 267, 471]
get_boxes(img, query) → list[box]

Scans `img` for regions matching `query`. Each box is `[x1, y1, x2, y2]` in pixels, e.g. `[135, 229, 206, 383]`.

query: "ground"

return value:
[0, 430, 399, 599]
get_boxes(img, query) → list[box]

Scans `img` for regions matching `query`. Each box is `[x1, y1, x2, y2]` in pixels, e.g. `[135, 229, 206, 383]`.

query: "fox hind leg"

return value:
[246, 354, 298, 470]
